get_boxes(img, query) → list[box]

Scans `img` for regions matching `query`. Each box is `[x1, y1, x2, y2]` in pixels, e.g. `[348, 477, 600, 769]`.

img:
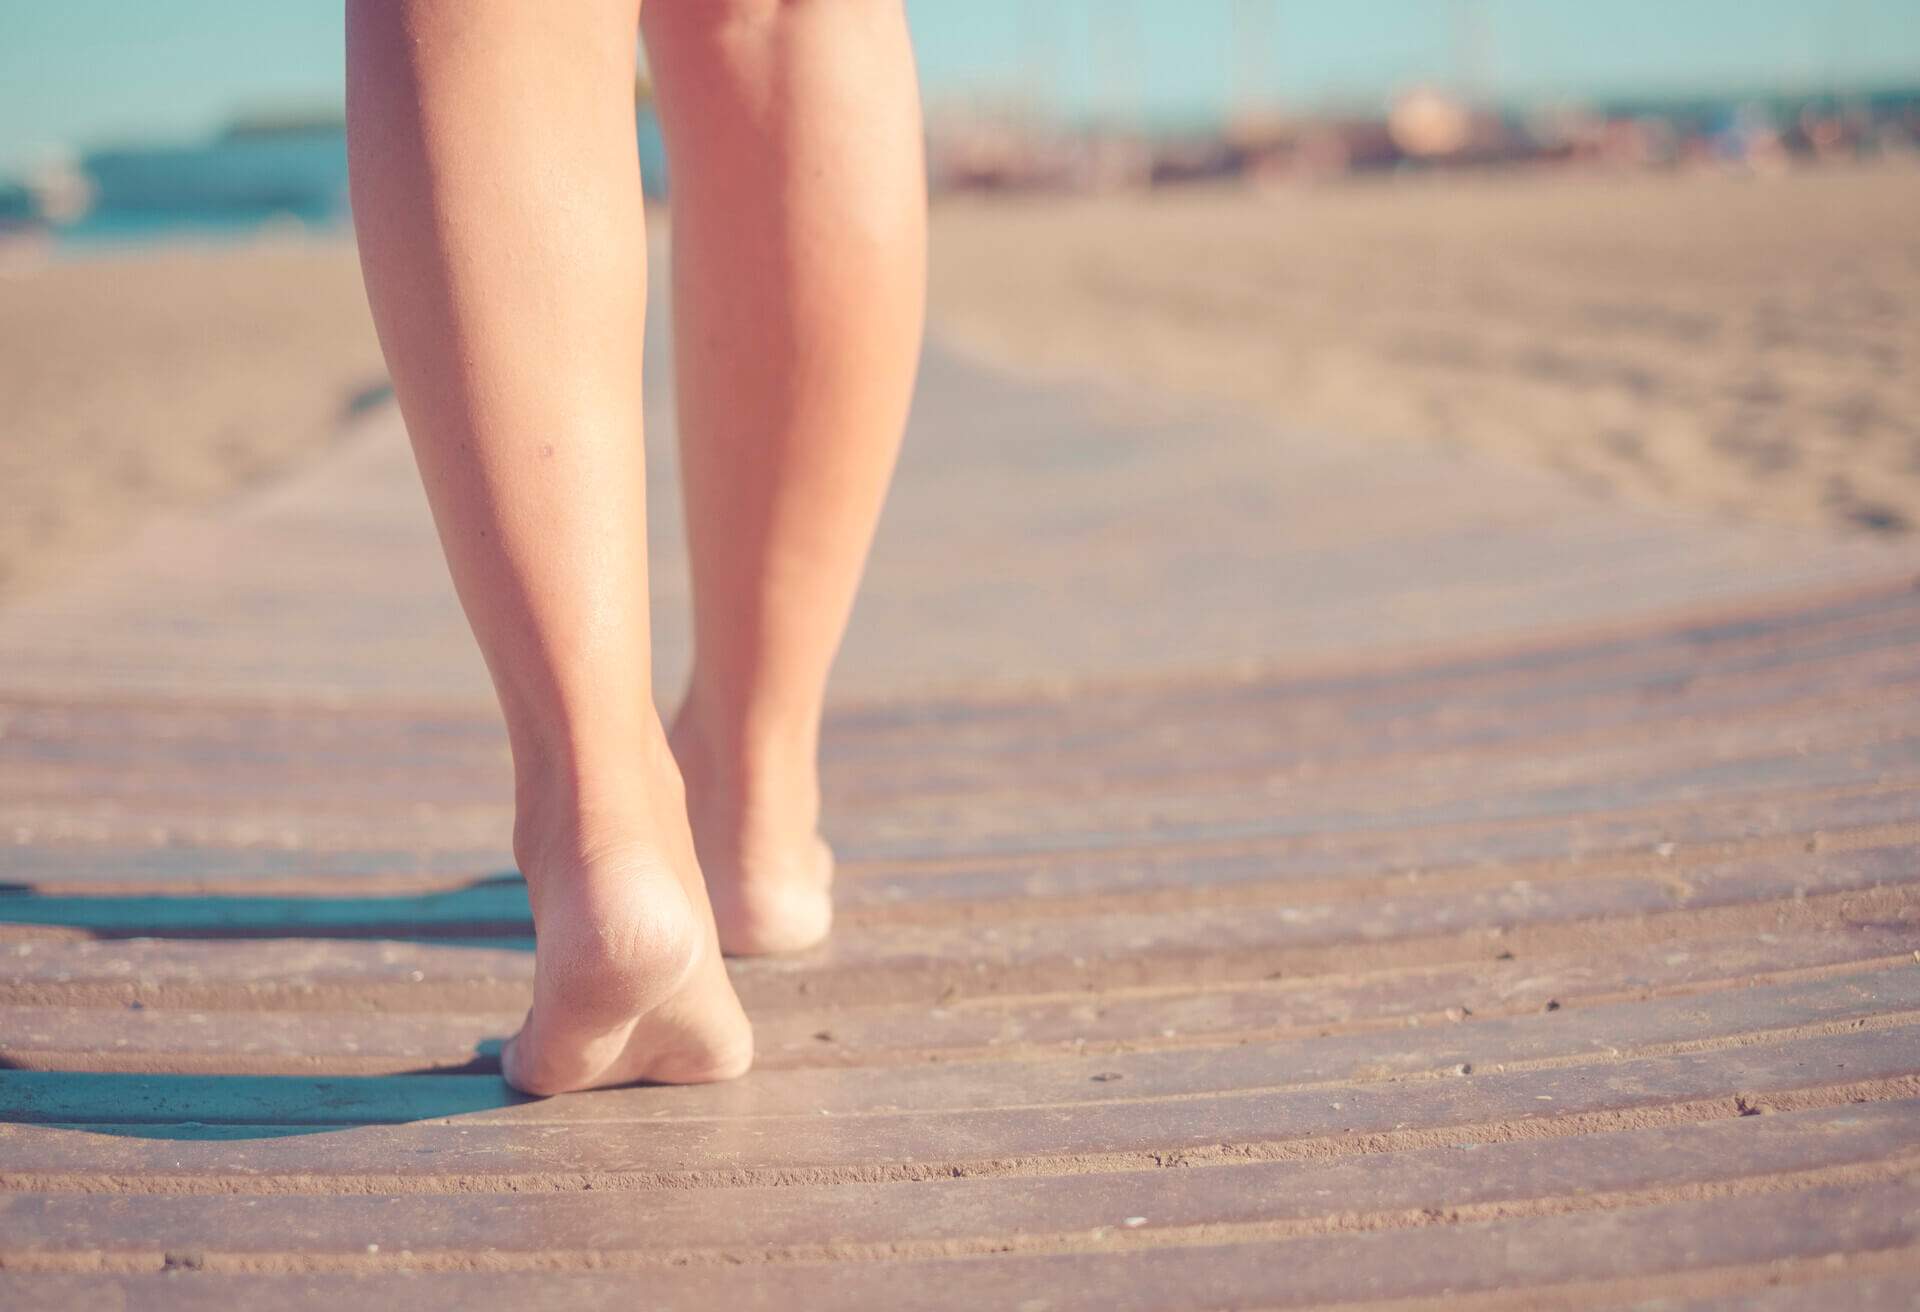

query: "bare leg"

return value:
[346, 0, 751, 1093]
[644, 0, 927, 953]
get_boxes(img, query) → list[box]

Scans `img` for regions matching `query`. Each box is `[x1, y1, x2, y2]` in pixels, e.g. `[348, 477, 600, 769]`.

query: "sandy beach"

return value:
[4, 164, 1916, 597]
[930, 164, 1920, 536]
[0, 236, 385, 599]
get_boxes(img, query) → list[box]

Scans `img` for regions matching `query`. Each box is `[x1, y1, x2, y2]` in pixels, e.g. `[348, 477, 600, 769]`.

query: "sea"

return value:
[17, 113, 671, 254]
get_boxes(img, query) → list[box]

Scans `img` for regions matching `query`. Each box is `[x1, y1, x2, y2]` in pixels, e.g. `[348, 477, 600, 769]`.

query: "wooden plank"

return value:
[0, 1178, 1914, 1308]
[7, 810, 1918, 943]
[6, 925, 1911, 1075]
[829, 734, 1920, 864]
[6, 615, 1915, 806]
[0, 1030, 1913, 1186]
[9, 689, 1918, 838]
[1600, 1275, 1920, 1311]
[5, 578, 1912, 752]
[7, 722, 1912, 898]
[819, 642, 1920, 798]
[4, 860, 1911, 1014]
[4, 968, 1914, 1126]
[6, 608, 1918, 842]
[827, 783, 1920, 904]
[9, 773, 1918, 905]
[6, 719, 1914, 869]
[0, 1101, 1910, 1264]
[815, 583, 1920, 749]
[727, 853, 1920, 1005]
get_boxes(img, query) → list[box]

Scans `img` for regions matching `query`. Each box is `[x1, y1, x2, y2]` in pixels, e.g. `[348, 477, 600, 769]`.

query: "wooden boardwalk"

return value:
[3, 324, 1920, 1308]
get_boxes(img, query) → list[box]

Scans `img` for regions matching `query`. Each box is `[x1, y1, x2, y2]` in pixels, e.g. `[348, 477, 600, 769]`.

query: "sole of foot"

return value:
[500, 845, 753, 1096]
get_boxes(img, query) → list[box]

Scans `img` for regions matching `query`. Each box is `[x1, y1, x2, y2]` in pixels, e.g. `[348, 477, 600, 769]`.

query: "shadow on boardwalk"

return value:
[0, 876, 531, 944]
[0, 1065, 526, 1141]
[0, 878, 534, 1140]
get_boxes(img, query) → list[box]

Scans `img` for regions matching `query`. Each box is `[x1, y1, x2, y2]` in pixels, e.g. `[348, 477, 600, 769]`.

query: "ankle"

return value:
[510, 718, 686, 875]
[669, 695, 822, 840]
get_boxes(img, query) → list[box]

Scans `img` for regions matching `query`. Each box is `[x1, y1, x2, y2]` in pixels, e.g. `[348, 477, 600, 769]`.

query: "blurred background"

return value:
[2, 0, 1917, 601]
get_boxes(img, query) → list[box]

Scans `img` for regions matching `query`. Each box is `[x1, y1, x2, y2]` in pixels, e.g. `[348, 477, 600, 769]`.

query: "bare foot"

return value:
[669, 704, 835, 956]
[500, 751, 753, 1095]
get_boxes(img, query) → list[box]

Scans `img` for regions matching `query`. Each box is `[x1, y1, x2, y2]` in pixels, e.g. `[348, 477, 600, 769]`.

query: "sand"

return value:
[3, 164, 1916, 599]
[0, 236, 386, 599]
[928, 163, 1920, 536]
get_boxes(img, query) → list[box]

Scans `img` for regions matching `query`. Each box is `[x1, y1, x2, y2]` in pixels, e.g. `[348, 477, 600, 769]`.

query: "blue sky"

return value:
[3, 0, 1918, 171]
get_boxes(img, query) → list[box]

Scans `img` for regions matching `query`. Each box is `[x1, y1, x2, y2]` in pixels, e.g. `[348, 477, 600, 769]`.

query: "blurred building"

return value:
[923, 86, 1920, 198]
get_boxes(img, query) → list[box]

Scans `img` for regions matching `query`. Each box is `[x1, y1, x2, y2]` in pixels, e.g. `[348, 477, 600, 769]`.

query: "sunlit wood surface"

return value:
[3, 334, 1919, 1308]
